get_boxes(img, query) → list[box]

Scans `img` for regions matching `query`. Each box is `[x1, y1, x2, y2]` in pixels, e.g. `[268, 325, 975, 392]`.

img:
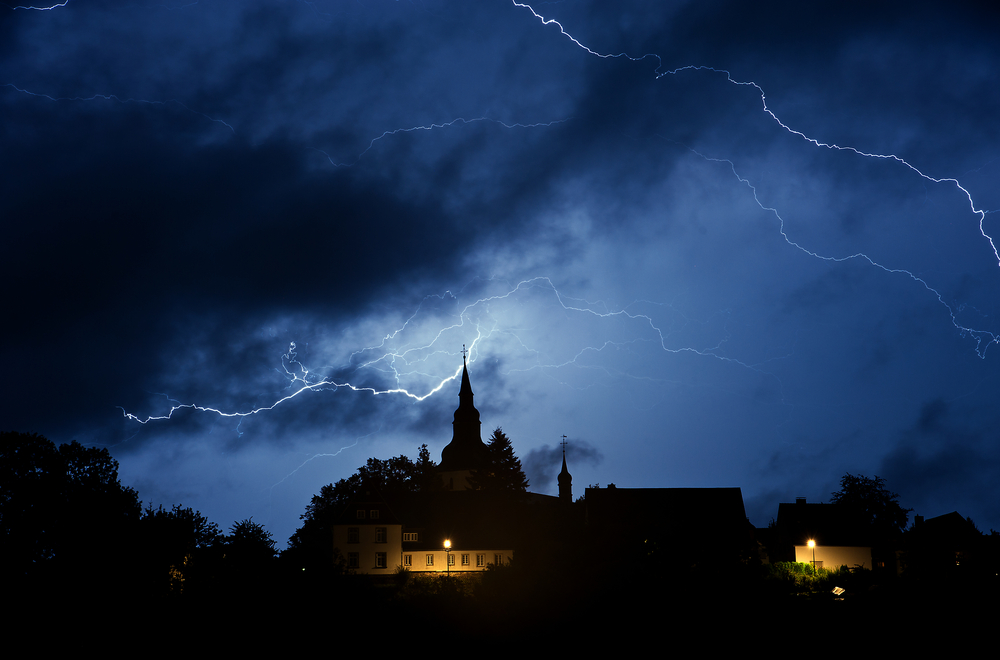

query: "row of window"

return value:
[348, 552, 387, 569]
[349, 552, 506, 570]
[346, 528, 422, 543]
[347, 527, 387, 543]
[356, 509, 380, 519]
[401, 553, 502, 567]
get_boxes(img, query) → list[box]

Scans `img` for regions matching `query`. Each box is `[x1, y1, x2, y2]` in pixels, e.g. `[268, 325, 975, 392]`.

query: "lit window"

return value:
[375, 552, 387, 569]
[356, 510, 365, 519]
[426, 554, 434, 567]
[348, 552, 359, 568]
[403, 532, 418, 542]
[404, 554, 412, 567]
[476, 554, 486, 567]
[461, 554, 470, 566]
[375, 527, 387, 543]
[347, 527, 359, 543]
[448, 554, 455, 566]
[370, 510, 379, 519]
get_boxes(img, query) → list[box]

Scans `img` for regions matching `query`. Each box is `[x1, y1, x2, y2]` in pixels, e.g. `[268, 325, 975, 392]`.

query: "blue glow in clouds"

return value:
[5, 1, 999, 544]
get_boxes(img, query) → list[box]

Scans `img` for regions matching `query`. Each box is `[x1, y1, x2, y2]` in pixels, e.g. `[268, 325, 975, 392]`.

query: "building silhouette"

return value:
[331, 356, 759, 576]
[332, 358, 520, 574]
[437, 355, 489, 491]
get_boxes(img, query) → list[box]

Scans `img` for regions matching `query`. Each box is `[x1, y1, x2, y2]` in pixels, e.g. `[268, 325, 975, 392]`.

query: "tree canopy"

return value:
[469, 427, 529, 494]
[287, 444, 438, 562]
[2, 431, 141, 583]
[830, 473, 911, 540]
[226, 517, 277, 565]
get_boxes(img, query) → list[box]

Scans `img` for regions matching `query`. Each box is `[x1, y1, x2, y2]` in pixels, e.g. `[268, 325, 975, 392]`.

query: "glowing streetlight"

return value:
[807, 539, 816, 574]
[444, 539, 451, 577]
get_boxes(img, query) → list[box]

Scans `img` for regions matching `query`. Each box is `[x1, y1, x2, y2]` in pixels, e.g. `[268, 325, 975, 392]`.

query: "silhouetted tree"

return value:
[1, 431, 141, 590]
[227, 517, 277, 565]
[138, 504, 222, 594]
[2, 432, 62, 569]
[830, 473, 911, 540]
[287, 445, 436, 567]
[415, 443, 440, 493]
[831, 473, 911, 575]
[469, 427, 529, 494]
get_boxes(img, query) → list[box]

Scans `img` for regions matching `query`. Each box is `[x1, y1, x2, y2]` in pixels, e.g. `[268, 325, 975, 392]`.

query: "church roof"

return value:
[438, 357, 488, 472]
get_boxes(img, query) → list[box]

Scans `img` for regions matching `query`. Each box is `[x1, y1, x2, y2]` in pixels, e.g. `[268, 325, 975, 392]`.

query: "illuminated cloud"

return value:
[3, 0, 998, 544]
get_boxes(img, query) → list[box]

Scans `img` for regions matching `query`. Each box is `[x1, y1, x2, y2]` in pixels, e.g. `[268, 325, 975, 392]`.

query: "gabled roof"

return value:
[584, 486, 749, 537]
[333, 492, 403, 526]
[907, 511, 981, 548]
[774, 501, 871, 547]
[386, 491, 522, 550]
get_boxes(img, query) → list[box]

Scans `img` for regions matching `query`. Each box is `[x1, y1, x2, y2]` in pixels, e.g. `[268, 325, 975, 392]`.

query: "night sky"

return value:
[4, 1, 999, 546]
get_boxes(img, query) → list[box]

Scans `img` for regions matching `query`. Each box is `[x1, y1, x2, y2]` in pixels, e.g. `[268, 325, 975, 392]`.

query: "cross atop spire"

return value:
[558, 434, 572, 503]
[438, 352, 485, 483]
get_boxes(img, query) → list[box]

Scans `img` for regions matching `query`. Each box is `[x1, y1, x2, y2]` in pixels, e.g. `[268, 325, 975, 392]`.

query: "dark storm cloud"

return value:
[524, 439, 603, 492]
[4, 1, 1000, 545]
[881, 398, 1000, 530]
[0, 96, 478, 441]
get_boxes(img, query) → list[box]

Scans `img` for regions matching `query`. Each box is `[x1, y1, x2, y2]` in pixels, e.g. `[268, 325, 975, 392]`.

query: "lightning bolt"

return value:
[7, 0, 69, 9]
[123, 276, 785, 428]
[17, 1, 984, 431]
[2, 83, 235, 133]
[314, 115, 571, 168]
[682, 147, 1000, 358]
[512, 1, 999, 356]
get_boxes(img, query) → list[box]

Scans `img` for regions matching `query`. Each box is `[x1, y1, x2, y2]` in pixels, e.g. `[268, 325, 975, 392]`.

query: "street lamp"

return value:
[807, 539, 816, 575]
[444, 539, 451, 577]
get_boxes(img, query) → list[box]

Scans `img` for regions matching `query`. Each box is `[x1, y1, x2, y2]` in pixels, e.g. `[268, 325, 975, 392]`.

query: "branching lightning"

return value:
[18, 2, 991, 432]
[7, 0, 69, 9]
[103, 0, 999, 446]
[513, 0, 999, 356]
[316, 115, 571, 167]
[681, 147, 1000, 358]
[123, 276, 785, 428]
[2, 83, 235, 133]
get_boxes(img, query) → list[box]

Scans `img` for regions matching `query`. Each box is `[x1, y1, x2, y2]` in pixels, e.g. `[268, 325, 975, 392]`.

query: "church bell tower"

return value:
[437, 351, 489, 490]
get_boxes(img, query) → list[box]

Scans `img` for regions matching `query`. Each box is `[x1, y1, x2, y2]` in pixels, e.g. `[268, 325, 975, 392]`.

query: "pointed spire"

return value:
[459, 351, 473, 400]
[439, 351, 486, 476]
[558, 435, 572, 503]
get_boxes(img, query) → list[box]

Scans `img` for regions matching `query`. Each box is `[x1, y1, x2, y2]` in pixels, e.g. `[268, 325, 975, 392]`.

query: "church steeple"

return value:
[438, 349, 488, 488]
[558, 435, 572, 503]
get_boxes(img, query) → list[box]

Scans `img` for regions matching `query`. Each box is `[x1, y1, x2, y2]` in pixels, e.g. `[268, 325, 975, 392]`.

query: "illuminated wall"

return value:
[794, 545, 872, 570]
[333, 521, 403, 574]
[402, 548, 513, 573]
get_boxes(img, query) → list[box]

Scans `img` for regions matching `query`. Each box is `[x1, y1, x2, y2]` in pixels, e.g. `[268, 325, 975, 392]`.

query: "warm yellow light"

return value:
[807, 539, 816, 548]
[444, 539, 451, 549]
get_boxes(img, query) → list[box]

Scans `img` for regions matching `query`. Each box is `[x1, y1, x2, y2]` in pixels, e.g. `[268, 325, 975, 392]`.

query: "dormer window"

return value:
[356, 510, 365, 519]
[370, 510, 379, 519]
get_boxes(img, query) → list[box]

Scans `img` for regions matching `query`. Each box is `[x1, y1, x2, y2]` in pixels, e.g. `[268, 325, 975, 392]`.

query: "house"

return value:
[901, 511, 990, 581]
[769, 497, 873, 570]
[331, 496, 403, 572]
[331, 491, 515, 574]
[583, 484, 755, 569]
